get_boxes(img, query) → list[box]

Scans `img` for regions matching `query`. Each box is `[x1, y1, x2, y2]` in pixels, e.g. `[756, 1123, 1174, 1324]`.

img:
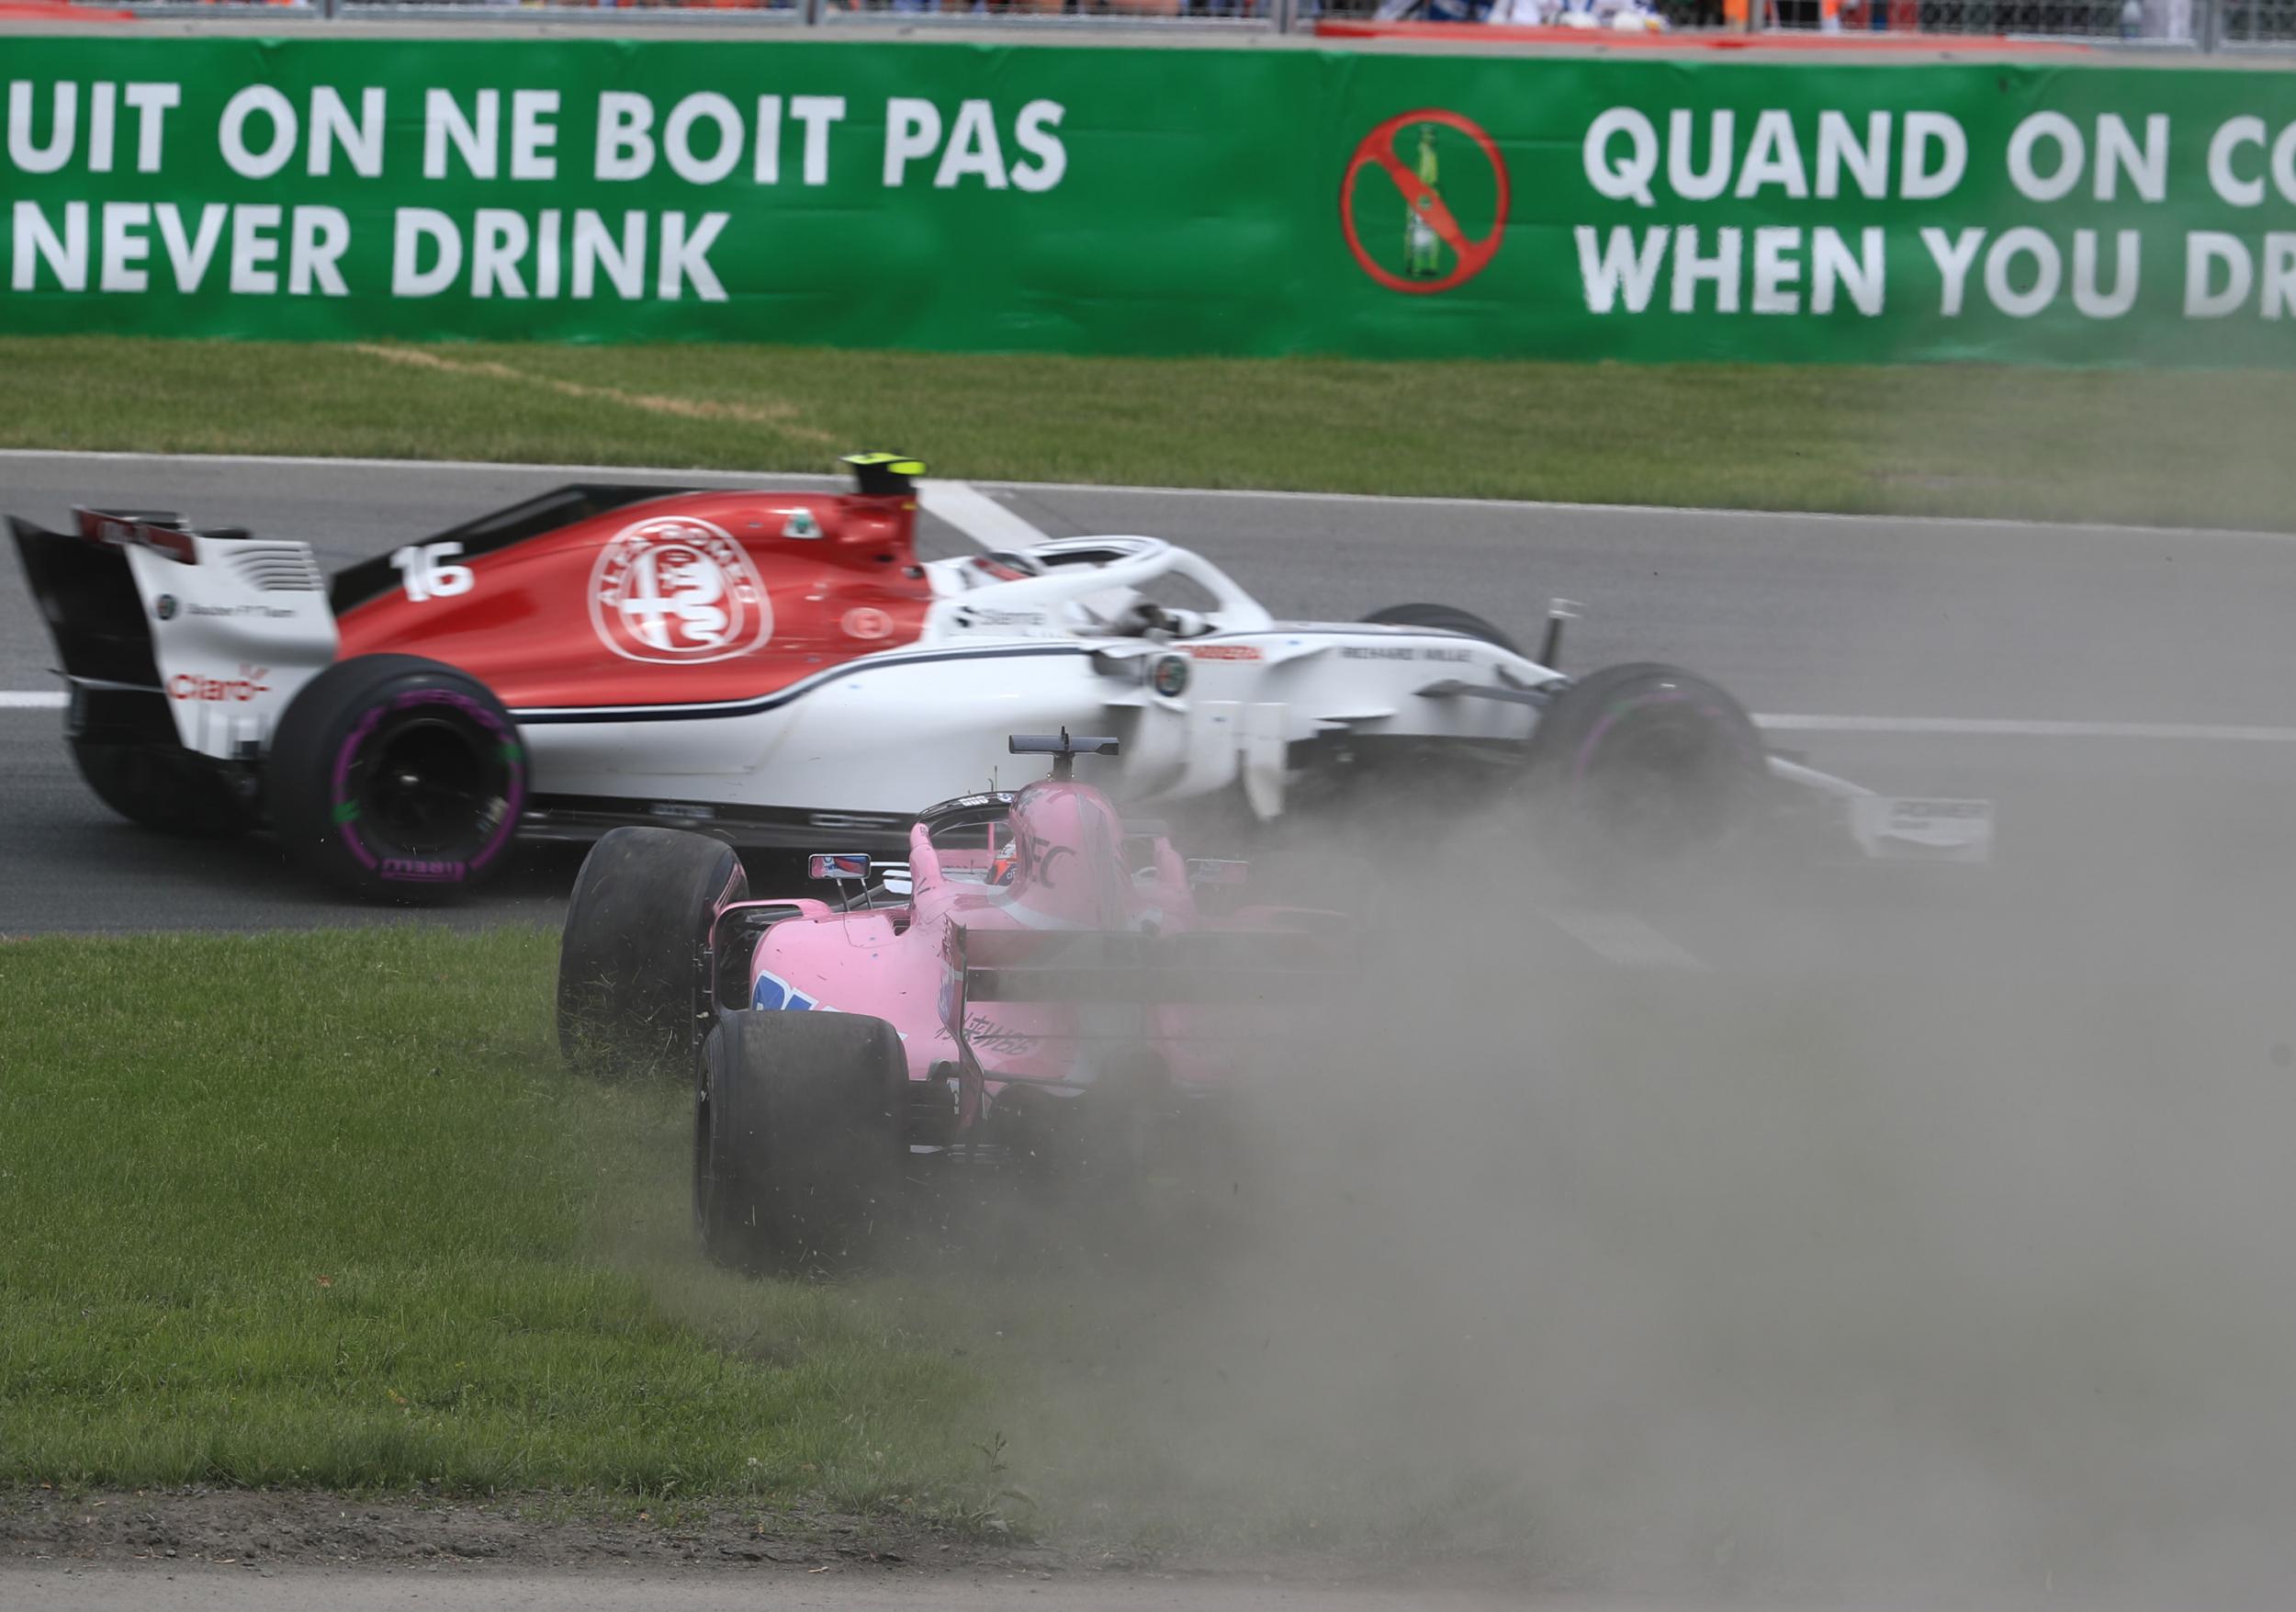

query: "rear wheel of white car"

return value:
[694, 1009, 906, 1278]
[1525, 662, 1767, 869]
[267, 654, 525, 901]
[1359, 603, 1522, 656]
[72, 739, 248, 838]
[557, 826, 748, 1079]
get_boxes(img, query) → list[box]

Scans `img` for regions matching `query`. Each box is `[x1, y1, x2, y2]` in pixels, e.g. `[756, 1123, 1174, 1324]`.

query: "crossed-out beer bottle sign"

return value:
[1341, 109, 1512, 296]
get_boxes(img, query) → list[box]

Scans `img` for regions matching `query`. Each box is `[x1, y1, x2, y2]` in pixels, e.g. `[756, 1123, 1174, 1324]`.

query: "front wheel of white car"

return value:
[1525, 661, 1767, 871]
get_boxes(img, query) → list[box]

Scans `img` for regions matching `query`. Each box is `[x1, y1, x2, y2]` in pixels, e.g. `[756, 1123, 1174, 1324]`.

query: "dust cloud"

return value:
[941, 787, 2296, 1606]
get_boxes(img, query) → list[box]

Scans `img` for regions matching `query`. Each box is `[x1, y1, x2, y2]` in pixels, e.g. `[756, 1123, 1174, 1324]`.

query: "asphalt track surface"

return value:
[5, 452, 2295, 968]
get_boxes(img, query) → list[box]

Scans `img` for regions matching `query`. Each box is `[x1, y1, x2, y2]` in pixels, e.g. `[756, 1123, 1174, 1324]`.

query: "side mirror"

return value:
[1008, 727, 1120, 782]
[1008, 730, 1121, 758]
[808, 852, 870, 883]
[1187, 858, 1250, 888]
[1538, 598, 1582, 669]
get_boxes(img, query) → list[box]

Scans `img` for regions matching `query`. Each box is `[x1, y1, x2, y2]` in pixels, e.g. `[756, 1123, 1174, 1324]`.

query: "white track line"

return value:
[915, 479, 1052, 552]
[0, 693, 64, 710]
[1544, 908, 1711, 972]
[1, 447, 2284, 543]
[1755, 715, 2296, 743]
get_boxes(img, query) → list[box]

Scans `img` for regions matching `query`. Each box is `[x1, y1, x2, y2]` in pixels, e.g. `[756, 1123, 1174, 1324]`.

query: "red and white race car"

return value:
[9, 454, 1987, 898]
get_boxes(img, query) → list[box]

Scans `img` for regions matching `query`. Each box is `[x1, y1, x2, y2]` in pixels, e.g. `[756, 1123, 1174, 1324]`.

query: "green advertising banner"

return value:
[6, 35, 2296, 365]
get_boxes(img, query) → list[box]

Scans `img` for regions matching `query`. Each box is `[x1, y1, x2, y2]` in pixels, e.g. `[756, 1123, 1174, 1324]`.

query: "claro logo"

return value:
[168, 665, 270, 703]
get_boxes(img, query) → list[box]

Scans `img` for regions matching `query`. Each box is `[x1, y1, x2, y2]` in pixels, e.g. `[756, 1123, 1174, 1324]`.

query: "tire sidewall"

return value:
[697, 1010, 905, 1278]
[694, 1019, 760, 1271]
[271, 655, 525, 898]
[1528, 662, 1766, 870]
[557, 826, 749, 1079]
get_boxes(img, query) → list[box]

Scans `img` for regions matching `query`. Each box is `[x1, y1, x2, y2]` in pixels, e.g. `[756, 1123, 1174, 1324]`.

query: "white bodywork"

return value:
[515, 535, 1559, 826]
[124, 533, 337, 761]
[103, 527, 1989, 860]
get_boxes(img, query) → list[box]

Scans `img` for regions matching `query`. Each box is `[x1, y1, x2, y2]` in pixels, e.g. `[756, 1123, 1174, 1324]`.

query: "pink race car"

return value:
[556, 731, 1348, 1274]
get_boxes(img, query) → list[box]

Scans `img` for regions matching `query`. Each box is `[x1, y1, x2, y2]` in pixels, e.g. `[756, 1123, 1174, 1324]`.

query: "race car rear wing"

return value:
[10, 509, 340, 761]
[10, 513, 167, 695]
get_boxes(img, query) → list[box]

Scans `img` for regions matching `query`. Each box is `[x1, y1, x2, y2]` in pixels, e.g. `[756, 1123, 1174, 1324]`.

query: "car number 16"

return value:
[390, 542, 476, 603]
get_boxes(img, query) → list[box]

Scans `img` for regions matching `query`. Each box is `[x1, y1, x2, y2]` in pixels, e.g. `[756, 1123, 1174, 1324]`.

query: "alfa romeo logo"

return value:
[589, 516, 772, 665]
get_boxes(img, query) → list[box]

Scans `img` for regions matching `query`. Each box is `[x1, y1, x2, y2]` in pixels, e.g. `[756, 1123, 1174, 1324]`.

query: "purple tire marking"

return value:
[332, 707, 387, 872]
[1571, 688, 1723, 784]
[334, 682, 525, 883]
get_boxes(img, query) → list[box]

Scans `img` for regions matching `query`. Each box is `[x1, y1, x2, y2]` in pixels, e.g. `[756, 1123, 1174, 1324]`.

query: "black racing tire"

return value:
[694, 1009, 906, 1278]
[71, 738, 248, 838]
[1358, 603, 1522, 657]
[1525, 661, 1767, 868]
[266, 654, 525, 902]
[557, 826, 748, 1079]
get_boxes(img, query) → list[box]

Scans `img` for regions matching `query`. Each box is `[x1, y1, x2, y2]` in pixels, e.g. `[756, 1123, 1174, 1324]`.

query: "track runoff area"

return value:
[5, 448, 2295, 970]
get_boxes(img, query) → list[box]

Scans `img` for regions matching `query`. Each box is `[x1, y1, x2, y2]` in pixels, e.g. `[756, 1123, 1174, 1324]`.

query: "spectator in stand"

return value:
[872, 0, 1197, 11]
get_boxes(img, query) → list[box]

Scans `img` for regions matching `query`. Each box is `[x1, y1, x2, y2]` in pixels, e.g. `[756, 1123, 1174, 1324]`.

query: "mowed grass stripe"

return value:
[0, 927, 982, 1505]
[0, 336, 2290, 530]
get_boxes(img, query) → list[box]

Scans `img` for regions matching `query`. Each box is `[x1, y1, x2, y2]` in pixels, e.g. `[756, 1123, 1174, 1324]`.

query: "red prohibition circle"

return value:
[1341, 109, 1511, 296]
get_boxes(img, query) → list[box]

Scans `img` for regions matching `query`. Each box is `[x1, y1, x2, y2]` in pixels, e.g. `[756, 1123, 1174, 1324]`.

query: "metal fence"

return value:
[708, 0, 1271, 14]
[1748, 0, 2292, 40]
[1773, 0, 2165, 32]
[290, 0, 1287, 19]
[2217, 0, 2296, 40]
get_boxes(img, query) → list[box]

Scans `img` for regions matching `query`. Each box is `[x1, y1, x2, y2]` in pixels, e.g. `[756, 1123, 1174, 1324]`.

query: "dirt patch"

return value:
[0, 1487, 1540, 1594]
[0, 1487, 1044, 1576]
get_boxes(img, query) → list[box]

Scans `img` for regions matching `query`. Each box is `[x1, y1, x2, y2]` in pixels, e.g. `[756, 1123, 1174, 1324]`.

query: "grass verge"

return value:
[0, 926, 986, 1516]
[0, 921, 1533, 1564]
[2, 336, 2290, 529]
[0, 921, 1540, 1563]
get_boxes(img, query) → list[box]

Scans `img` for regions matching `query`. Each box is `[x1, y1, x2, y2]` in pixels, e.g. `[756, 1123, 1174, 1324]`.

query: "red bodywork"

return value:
[336, 489, 933, 711]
